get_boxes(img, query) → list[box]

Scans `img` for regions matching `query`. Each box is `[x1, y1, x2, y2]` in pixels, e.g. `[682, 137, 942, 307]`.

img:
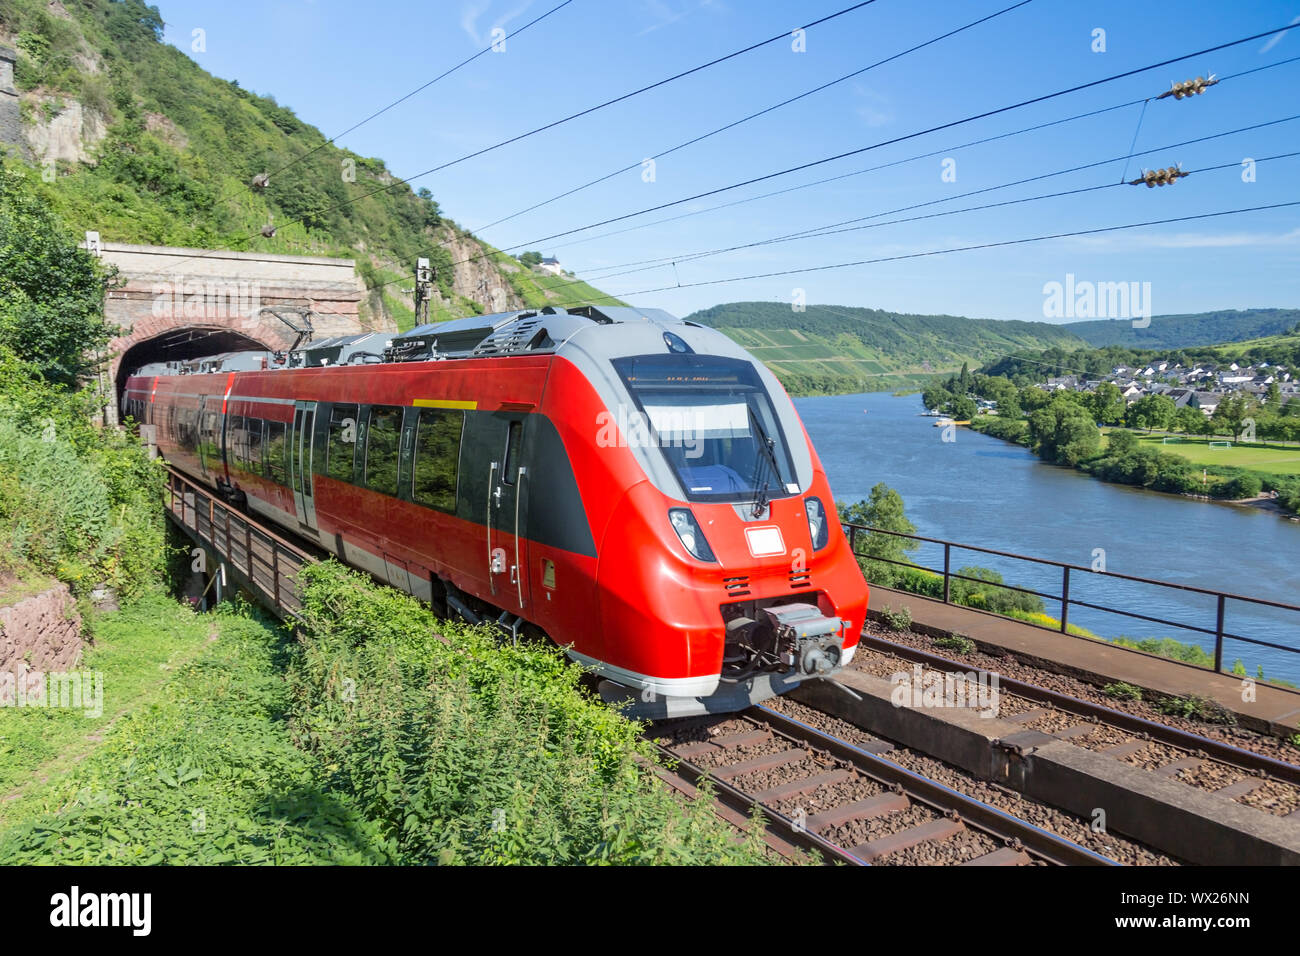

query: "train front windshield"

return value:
[613, 353, 798, 503]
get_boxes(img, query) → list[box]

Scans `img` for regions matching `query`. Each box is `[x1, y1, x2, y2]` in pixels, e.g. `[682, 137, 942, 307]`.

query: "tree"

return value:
[0, 163, 113, 387]
[1018, 385, 1052, 413]
[838, 484, 918, 586]
[1088, 382, 1125, 425]
[1210, 395, 1248, 439]
[1028, 397, 1101, 465]
[948, 396, 977, 421]
[518, 251, 543, 267]
[921, 383, 953, 412]
[1173, 405, 1207, 436]
[1126, 394, 1175, 432]
[1105, 429, 1139, 457]
[957, 361, 973, 393]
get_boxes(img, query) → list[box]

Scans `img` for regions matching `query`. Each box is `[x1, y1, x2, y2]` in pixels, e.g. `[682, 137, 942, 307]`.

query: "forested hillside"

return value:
[0, 0, 620, 329]
[688, 301, 1087, 395]
[1064, 309, 1300, 349]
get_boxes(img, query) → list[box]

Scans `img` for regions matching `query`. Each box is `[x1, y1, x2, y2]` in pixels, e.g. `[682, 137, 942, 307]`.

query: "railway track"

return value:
[650, 705, 1116, 866]
[855, 633, 1300, 817]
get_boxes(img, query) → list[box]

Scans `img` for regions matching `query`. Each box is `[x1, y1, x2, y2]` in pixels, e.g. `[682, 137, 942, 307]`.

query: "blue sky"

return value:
[160, 0, 1300, 323]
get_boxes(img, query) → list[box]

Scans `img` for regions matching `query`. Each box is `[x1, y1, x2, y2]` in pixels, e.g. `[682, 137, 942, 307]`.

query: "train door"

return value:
[487, 418, 530, 615]
[196, 395, 210, 478]
[384, 413, 417, 593]
[290, 400, 319, 531]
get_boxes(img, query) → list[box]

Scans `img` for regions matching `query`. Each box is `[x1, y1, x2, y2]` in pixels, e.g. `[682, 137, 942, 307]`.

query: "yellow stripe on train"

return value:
[412, 398, 478, 410]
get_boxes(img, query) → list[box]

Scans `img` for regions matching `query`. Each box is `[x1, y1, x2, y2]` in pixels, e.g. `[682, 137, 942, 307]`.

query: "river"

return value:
[796, 391, 1300, 685]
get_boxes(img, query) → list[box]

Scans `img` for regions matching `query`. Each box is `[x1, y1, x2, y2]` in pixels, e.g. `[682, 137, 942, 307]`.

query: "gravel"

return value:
[849, 627, 1300, 812]
[859, 621, 1300, 764]
[763, 696, 1182, 866]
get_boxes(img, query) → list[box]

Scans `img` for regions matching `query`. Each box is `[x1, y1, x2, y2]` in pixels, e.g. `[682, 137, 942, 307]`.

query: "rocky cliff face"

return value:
[439, 229, 523, 314]
[23, 95, 106, 165]
[0, 8, 593, 327]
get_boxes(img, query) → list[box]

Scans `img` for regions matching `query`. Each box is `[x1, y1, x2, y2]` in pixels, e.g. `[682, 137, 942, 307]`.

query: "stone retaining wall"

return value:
[0, 582, 82, 674]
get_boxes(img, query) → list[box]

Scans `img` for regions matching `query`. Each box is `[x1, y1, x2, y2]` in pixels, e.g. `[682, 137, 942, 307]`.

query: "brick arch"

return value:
[93, 242, 374, 423]
[113, 326, 278, 408]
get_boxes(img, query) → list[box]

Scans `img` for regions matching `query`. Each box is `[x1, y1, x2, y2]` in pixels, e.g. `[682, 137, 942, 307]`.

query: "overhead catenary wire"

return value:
[588, 151, 1300, 285]
[350, 34, 1300, 302]
[470, 21, 1300, 263]
[538, 52, 1300, 257]
[154, 0, 884, 279]
[466, 0, 1038, 236]
[209, 0, 578, 208]
[579, 116, 1300, 281]
[523, 200, 1300, 306]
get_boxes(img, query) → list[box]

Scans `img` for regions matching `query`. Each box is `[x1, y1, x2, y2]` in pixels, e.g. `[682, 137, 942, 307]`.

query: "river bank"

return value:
[963, 416, 1300, 522]
[797, 392, 1300, 684]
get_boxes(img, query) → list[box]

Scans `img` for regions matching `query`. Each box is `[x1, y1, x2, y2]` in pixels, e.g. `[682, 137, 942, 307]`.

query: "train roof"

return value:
[126, 305, 727, 379]
[386, 305, 690, 362]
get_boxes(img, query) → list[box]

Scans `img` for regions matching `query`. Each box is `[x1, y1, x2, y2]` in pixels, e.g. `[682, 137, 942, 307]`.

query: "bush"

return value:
[1111, 635, 1214, 668]
[949, 565, 1044, 616]
[0, 365, 167, 598]
[288, 562, 773, 865]
[1153, 693, 1236, 726]
[1103, 681, 1143, 702]
[1219, 474, 1262, 499]
[934, 633, 975, 655]
[878, 605, 912, 632]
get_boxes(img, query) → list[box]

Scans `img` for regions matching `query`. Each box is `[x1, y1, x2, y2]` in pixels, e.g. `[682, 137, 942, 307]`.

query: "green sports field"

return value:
[1132, 434, 1300, 475]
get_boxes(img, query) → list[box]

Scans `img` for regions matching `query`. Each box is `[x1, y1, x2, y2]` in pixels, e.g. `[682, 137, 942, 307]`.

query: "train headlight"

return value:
[669, 508, 716, 562]
[805, 496, 829, 551]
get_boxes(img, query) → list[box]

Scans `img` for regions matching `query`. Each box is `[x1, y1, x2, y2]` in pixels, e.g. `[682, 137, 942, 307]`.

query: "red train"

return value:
[124, 305, 868, 716]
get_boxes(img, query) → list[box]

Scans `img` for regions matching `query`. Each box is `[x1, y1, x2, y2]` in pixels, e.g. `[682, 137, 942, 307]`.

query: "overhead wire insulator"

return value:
[1127, 165, 1188, 187]
[1157, 73, 1218, 100]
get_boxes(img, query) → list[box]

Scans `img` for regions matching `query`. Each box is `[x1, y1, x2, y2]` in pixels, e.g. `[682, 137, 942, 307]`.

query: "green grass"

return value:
[1131, 434, 1300, 475]
[489, 250, 627, 312]
[0, 570, 777, 865]
[0, 594, 216, 819]
[0, 597, 391, 863]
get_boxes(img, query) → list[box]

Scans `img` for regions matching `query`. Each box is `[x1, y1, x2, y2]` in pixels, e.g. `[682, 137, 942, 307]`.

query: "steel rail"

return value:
[751, 705, 1118, 866]
[856, 632, 1300, 786]
[648, 740, 864, 865]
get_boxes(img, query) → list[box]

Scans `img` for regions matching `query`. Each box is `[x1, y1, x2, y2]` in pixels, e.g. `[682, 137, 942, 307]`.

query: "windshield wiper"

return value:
[747, 405, 781, 518]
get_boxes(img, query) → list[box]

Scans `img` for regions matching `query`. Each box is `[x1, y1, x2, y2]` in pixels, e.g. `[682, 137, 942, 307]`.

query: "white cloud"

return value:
[1069, 227, 1300, 250]
[1259, 16, 1300, 54]
[852, 85, 893, 128]
[460, 0, 533, 46]
[636, 0, 691, 37]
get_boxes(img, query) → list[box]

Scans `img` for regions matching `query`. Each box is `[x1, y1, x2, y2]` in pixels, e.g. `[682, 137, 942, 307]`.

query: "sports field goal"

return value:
[1161, 436, 1186, 443]
[1208, 441, 1233, 448]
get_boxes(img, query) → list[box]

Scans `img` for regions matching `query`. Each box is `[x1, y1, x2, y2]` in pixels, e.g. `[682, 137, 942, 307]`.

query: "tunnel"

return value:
[113, 326, 273, 415]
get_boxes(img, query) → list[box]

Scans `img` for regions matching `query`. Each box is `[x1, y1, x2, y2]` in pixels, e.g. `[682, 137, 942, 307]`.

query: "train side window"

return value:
[181, 409, 199, 452]
[265, 421, 288, 484]
[364, 405, 402, 495]
[203, 411, 222, 471]
[502, 420, 522, 485]
[327, 403, 359, 483]
[247, 418, 264, 472]
[412, 409, 463, 512]
[228, 415, 246, 465]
